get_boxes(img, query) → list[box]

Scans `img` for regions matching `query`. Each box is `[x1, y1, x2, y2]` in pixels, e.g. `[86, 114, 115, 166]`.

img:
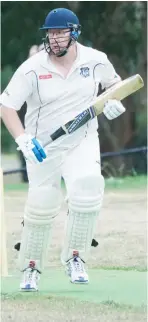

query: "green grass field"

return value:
[4, 174, 147, 191]
[1, 269, 147, 306]
[1, 175, 147, 322]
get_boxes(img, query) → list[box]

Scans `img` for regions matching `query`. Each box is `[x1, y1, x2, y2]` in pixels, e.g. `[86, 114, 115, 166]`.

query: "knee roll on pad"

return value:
[69, 175, 105, 212]
[61, 175, 105, 263]
[25, 185, 61, 221]
[19, 185, 61, 271]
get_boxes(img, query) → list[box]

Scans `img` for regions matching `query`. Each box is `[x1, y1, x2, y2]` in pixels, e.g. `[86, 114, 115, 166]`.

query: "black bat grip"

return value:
[47, 107, 96, 145]
[50, 127, 66, 141]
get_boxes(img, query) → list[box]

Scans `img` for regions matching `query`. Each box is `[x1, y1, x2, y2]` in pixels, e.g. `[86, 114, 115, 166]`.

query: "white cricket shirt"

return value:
[1, 42, 121, 144]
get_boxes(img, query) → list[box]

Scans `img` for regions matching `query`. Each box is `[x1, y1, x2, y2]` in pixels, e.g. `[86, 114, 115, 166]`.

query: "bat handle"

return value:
[43, 127, 67, 148]
[43, 106, 96, 148]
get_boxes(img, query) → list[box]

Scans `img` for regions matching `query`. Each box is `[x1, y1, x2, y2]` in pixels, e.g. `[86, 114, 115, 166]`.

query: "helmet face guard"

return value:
[40, 8, 81, 57]
[43, 25, 81, 57]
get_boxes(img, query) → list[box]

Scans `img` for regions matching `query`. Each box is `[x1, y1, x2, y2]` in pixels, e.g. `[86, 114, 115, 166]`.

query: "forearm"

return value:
[1, 106, 25, 139]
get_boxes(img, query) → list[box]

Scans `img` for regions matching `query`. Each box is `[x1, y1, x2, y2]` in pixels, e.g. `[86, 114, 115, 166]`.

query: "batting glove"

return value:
[103, 99, 126, 120]
[15, 133, 47, 164]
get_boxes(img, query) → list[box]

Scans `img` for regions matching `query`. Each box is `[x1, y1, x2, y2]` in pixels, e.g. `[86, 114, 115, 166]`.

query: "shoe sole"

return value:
[20, 285, 38, 292]
[70, 280, 89, 284]
[20, 288, 38, 292]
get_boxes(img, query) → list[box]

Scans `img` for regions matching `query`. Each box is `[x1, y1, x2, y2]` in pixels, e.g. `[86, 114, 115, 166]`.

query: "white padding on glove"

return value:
[15, 133, 47, 164]
[103, 99, 126, 120]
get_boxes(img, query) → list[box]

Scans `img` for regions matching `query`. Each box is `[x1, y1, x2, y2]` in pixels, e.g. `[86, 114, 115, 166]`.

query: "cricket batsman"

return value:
[1, 8, 126, 290]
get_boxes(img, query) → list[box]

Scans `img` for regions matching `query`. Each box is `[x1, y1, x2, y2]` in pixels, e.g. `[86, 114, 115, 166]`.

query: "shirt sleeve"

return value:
[0, 67, 32, 110]
[94, 56, 121, 90]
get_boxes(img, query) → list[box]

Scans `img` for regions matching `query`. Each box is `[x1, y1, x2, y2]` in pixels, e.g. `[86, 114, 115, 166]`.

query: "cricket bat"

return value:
[45, 74, 144, 145]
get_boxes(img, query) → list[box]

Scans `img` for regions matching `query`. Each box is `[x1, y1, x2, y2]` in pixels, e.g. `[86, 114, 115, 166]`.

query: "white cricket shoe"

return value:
[20, 260, 41, 291]
[66, 251, 89, 284]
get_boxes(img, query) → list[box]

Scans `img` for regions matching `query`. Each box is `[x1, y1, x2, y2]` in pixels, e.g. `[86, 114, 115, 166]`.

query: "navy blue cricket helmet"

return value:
[40, 8, 81, 57]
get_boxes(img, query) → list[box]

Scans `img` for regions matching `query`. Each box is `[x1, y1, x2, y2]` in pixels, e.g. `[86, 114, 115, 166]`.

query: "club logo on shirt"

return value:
[80, 67, 90, 78]
[39, 74, 52, 79]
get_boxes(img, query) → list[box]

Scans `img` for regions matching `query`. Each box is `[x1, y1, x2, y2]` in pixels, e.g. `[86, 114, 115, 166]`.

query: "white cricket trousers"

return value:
[26, 127, 101, 192]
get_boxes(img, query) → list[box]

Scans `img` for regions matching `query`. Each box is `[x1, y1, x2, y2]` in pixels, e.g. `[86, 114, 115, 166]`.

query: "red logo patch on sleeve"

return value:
[39, 74, 52, 79]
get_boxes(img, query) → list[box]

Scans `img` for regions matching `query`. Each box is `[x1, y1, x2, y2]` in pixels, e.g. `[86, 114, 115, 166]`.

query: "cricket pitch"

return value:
[1, 177, 147, 322]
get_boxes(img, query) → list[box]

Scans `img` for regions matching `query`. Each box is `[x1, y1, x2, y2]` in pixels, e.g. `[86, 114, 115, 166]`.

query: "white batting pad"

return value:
[61, 175, 104, 263]
[19, 185, 61, 271]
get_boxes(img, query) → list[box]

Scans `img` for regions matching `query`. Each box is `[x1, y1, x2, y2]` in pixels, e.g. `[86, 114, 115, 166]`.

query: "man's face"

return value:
[48, 28, 71, 55]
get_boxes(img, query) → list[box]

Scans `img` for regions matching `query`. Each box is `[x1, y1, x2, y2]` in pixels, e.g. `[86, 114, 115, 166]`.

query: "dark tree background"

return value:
[1, 1, 147, 176]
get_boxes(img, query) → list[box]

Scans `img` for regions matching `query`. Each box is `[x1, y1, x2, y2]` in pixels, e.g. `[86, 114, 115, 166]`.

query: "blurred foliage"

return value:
[1, 122, 15, 153]
[1, 1, 147, 172]
[1, 65, 14, 90]
[1, 66, 15, 152]
[1, 1, 146, 71]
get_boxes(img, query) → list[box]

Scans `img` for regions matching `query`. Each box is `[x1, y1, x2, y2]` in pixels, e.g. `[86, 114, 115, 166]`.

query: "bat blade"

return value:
[44, 74, 144, 147]
[93, 74, 144, 116]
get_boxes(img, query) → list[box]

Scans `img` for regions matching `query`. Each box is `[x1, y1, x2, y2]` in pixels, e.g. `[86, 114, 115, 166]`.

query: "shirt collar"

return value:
[40, 42, 90, 73]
